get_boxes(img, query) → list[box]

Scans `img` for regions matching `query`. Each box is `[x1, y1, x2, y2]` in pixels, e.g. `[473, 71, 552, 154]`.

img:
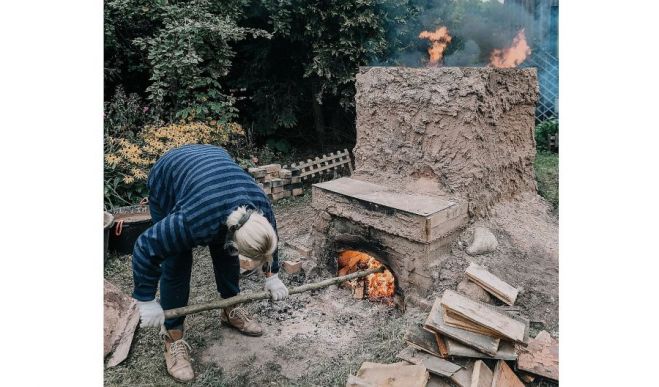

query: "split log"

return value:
[397, 346, 461, 378]
[491, 360, 524, 387]
[470, 360, 493, 387]
[465, 263, 518, 305]
[424, 297, 501, 356]
[516, 330, 559, 380]
[164, 266, 385, 319]
[444, 338, 517, 361]
[350, 361, 428, 387]
[440, 290, 526, 343]
[404, 324, 443, 358]
[450, 361, 475, 387]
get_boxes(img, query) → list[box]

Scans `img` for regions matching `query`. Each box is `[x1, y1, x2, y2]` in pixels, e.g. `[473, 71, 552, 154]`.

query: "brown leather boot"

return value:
[220, 305, 264, 337]
[162, 329, 194, 382]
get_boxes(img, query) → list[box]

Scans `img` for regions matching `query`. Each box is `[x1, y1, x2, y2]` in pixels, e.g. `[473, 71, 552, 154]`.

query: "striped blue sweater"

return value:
[132, 144, 279, 301]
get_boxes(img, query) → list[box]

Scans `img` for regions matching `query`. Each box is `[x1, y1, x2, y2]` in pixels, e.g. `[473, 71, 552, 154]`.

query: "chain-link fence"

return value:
[524, 47, 558, 122]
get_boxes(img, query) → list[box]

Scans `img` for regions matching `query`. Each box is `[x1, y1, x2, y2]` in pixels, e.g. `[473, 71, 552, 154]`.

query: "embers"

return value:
[337, 250, 395, 302]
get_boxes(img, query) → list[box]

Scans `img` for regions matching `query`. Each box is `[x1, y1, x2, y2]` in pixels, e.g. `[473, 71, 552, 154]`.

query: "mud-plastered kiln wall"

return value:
[353, 67, 539, 216]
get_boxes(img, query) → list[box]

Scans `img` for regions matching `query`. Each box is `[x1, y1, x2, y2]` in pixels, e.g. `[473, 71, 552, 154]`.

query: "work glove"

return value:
[136, 299, 165, 328]
[264, 274, 289, 301]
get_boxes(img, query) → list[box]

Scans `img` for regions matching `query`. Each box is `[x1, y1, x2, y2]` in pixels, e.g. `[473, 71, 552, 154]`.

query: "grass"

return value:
[535, 151, 559, 212]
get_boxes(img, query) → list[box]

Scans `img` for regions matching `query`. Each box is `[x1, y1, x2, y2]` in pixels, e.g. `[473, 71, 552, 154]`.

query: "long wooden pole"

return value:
[164, 266, 385, 319]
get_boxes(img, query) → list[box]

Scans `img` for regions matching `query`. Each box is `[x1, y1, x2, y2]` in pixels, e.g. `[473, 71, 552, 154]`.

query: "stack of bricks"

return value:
[248, 164, 304, 202]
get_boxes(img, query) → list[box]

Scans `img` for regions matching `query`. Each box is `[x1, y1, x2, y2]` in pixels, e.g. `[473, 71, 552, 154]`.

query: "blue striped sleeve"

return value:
[132, 211, 194, 301]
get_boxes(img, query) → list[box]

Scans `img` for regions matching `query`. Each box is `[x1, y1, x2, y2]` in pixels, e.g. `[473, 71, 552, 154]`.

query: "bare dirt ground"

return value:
[104, 189, 559, 386]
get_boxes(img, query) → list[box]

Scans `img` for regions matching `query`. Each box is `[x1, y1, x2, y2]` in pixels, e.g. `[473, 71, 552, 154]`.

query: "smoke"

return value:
[370, 0, 559, 119]
[374, 0, 558, 68]
[444, 39, 481, 66]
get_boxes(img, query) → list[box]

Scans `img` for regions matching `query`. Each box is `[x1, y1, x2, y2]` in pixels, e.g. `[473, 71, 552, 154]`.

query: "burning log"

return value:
[337, 250, 395, 300]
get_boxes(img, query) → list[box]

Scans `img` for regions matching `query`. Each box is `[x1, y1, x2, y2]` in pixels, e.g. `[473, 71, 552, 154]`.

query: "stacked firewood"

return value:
[392, 263, 558, 386]
[247, 164, 303, 202]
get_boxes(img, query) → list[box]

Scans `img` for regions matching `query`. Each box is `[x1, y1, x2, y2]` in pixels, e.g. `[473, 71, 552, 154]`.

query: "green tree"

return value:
[230, 0, 415, 148]
[105, 0, 270, 123]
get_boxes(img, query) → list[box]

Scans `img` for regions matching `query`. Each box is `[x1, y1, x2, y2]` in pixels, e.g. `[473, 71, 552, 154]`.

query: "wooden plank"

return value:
[465, 263, 519, 305]
[396, 346, 461, 378]
[450, 361, 474, 387]
[516, 330, 558, 380]
[441, 290, 526, 343]
[470, 360, 492, 387]
[426, 375, 454, 387]
[433, 331, 449, 358]
[424, 297, 501, 356]
[353, 361, 429, 387]
[443, 308, 502, 337]
[404, 324, 442, 358]
[445, 338, 517, 361]
[491, 360, 524, 387]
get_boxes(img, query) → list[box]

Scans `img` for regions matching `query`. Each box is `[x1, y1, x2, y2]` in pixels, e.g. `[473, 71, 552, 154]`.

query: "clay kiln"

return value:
[311, 67, 538, 303]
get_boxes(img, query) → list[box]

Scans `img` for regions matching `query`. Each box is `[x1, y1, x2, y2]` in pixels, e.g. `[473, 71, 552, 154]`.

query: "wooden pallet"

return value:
[284, 149, 352, 180]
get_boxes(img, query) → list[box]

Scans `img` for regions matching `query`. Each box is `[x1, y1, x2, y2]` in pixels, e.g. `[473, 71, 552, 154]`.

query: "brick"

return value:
[279, 169, 292, 179]
[281, 260, 302, 274]
[248, 167, 267, 178]
[291, 176, 302, 183]
[292, 188, 304, 196]
[270, 178, 284, 187]
[272, 191, 287, 201]
[263, 164, 281, 173]
[272, 186, 284, 194]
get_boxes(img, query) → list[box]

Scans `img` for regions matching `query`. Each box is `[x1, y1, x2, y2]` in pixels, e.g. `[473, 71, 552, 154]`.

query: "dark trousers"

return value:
[150, 202, 241, 330]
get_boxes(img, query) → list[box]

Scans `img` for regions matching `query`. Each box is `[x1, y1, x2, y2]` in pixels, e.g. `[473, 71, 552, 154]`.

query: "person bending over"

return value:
[131, 144, 289, 382]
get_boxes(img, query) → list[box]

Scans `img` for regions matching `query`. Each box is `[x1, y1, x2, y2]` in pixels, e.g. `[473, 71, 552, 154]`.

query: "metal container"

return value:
[108, 205, 152, 255]
[104, 211, 114, 260]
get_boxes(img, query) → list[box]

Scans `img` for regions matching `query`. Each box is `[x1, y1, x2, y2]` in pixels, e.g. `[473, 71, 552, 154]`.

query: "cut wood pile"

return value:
[247, 163, 303, 202]
[104, 280, 139, 368]
[347, 263, 558, 387]
[246, 150, 353, 203]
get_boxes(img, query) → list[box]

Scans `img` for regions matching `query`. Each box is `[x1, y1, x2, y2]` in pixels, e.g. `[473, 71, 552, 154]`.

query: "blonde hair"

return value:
[226, 206, 277, 267]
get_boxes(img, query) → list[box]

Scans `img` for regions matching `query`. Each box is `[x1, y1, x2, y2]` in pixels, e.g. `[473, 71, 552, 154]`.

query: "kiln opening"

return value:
[337, 250, 395, 302]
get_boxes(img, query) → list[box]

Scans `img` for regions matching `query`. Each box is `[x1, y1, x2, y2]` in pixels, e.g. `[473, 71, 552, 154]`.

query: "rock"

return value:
[457, 279, 492, 303]
[282, 260, 303, 274]
[466, 227, 498, 256]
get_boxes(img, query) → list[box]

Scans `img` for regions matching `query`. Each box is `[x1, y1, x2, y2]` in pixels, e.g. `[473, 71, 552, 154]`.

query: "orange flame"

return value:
[489, 29, 531, 68]
[418, 26, 452, 66]
[338, 250, 395, 300]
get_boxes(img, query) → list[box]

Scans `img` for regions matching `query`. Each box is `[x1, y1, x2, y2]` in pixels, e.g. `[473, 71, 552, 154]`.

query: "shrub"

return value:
[104, 87, 155, 137]
[535, 118, 558, 152]
[104, 121, 244, 208]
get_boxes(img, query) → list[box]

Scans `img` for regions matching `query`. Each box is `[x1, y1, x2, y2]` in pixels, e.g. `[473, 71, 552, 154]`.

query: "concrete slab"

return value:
[312, 177, 468, 243]
[314, 177, 454, 216]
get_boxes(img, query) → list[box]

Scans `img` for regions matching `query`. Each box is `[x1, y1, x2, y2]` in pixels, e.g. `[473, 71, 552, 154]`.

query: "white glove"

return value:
[136, 299, 165, 328]
[264, 274, 289, 301]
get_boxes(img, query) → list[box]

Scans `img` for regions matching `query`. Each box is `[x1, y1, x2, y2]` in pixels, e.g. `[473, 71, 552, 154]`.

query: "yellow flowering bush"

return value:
[104, 121, 244, 208]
